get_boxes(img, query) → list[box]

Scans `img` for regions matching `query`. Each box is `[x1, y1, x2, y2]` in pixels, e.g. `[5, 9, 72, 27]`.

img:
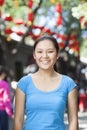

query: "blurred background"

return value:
[0, 0, 87, 130]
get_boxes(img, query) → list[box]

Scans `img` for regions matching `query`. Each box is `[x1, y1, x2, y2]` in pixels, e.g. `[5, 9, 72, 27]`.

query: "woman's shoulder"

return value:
[62, 74, 77, 87]
[18, 73, 32, 82]
[62, 74, 77, 93]
[17, 74, 32, 93]
[62, 74, 74, 81]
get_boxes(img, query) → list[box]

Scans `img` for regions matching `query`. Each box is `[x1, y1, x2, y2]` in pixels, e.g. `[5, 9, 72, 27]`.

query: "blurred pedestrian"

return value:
[14, 35, 78, 130]
[0, 65, 13, 130]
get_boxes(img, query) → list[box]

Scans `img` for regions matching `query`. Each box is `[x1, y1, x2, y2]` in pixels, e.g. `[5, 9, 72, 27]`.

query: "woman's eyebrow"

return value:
[36, 47, 55, 50]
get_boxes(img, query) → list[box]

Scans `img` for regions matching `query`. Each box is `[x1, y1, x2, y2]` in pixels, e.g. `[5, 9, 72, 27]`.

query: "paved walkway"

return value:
[64, 111, 87, 130]
[78, 111, 87, 130]
[8, 111, 87, 130]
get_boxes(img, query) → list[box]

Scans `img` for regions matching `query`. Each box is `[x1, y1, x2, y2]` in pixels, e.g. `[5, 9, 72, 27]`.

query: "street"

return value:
[64, 111, 87, 130]
[78, 111, 87, 130]
[8, 111, 87, 130]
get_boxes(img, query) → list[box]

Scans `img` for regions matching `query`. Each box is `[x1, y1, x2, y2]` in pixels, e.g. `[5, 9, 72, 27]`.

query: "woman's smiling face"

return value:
[33, 39, 59, 70]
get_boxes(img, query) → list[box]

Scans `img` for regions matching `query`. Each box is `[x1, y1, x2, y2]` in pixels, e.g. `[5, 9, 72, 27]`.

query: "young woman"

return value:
[13, 35, 78, 130]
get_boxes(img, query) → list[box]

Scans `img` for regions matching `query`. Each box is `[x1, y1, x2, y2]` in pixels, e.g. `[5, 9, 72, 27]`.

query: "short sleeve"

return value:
[17, 75, 28, 94]
[67, 76, 77, 94]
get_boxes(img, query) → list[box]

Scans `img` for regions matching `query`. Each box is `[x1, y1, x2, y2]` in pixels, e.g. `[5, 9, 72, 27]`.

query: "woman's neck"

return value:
[35, 69, 59, 79]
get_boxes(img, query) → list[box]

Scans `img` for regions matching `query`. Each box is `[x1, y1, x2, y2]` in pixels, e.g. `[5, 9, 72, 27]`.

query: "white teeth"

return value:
[41, 60, 49, 64]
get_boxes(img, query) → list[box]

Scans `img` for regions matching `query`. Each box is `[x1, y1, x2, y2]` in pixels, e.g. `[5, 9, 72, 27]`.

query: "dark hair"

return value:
[33, 35, 59, 53]
[0, 66, 7, 75]
[0, 65, 8, 80]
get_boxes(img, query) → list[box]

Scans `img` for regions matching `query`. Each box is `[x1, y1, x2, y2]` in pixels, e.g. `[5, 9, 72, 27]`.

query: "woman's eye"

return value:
[48, 51, 53, 53]
[37, 51, 42, 53]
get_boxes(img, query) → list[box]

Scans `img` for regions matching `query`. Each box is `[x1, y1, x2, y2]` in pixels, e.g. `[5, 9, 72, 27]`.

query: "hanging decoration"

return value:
[57, 33, 67, 41]
[68, 33, 79, 57]
[0, 0, 5, 18]
[13, 0, 19, 8]
[28, 12, 34, 21]
[71, 2, 87, 29]
[58, 42, 65, 49]
[4, 14, 13, 41]
[4, 28, 13, 34]
[56, 15, 62, 26]
[0, 0, 4, 6]
[50, 0, 56, 3]
[55, 3, 62, 13]
[12, 18, 25, 36]
[4, 15, 13, 21]
[27, 0, 34, 25]
[13, 18, 24, 25]
[0, 9, 1, 17]
[56, 33, 67, 49]
[27, 0, 33, 8]
[55, 3, 63, 26]
[4, 28, 13, 41]
[16, 31, 24, 36]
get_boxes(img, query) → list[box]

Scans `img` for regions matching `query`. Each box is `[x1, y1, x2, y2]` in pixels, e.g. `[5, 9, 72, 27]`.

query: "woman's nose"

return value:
[43, 52, 48, 57]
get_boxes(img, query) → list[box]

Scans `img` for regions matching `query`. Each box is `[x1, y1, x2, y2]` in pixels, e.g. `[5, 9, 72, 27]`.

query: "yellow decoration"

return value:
[81, 0, 86, 3]
[13, 0, 19, 7]
[50, 0, 56, 3]
[0, 8, 1, 18]
[7, 35, 11, 41]
[27, 21, 32, 26]
[6, 23, 10, 28]
[28, 8, 33, 13]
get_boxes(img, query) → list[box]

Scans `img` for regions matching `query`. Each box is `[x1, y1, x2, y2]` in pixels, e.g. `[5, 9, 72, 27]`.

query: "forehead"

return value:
[35, 39, 55, 49]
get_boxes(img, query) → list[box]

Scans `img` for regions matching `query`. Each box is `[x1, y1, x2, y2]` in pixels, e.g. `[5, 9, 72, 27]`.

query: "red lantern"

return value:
[59, 42, 65, 48]
[27, 0, 33, 8]
[32, 35, 39, 40]
[73, 45, 79, 53]
[79, 16, 84, 24]
[4, 28, 13, 34]
[16, 31, 24, 36]
[42, 28, 51, 34]
[69, 41, 79, 49]
[28, 12, 34, 21]
[84, 21, 87, 25]
[14, 18, 24, 25]
[57, 33, 67, 40]
[0, 0, 4, 6]
[56, 16, 62, 26]
[39, 26, 44, 30]
[68, 42, 74, 48]
[32, 25, 39, 29]
[79, 16, 87, 26]
[55, 3, 62, 13]
[4, 16, 13, 21]
[69, 34, 77, 40]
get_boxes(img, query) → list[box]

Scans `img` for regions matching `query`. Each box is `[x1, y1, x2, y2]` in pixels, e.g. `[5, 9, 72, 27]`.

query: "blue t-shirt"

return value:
[17, 74, 77, 130]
